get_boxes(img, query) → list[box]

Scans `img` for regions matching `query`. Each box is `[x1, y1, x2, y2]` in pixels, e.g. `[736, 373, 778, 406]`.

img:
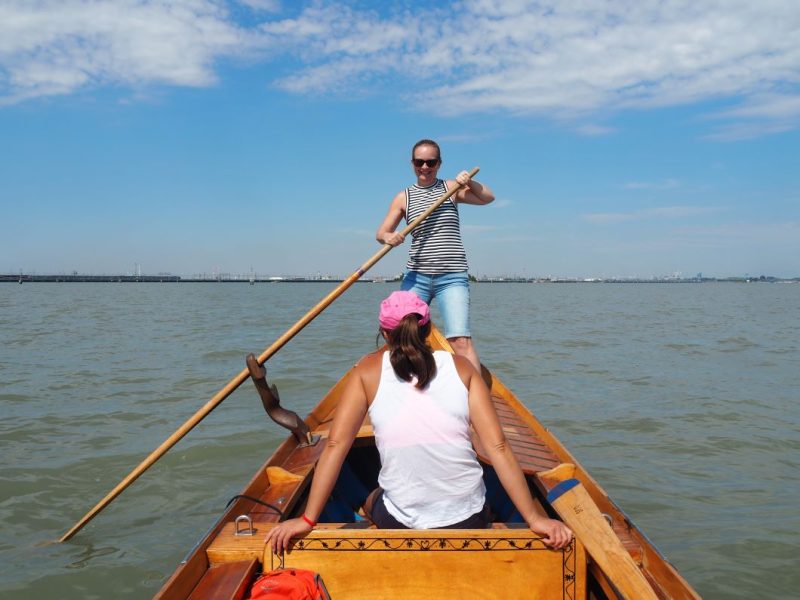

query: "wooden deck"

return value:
[485, 392, 644, 563]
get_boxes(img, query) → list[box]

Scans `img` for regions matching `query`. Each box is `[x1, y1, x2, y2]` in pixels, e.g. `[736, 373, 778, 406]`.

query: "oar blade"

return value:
[543, 469, 659, 600]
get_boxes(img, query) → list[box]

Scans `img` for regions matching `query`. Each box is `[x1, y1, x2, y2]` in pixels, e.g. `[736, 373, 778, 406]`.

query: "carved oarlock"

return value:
[246, 353, 316, 446]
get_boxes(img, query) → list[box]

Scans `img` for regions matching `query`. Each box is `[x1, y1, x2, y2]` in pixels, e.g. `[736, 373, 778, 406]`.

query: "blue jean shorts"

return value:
[400, 270, 471, 338]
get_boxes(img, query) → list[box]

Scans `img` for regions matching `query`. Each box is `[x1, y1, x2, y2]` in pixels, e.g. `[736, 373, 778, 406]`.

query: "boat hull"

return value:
[154, 326, 699, 599]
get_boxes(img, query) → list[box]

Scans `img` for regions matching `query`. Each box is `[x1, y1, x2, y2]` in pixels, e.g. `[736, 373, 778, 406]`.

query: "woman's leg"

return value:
[400, 270, 433, 303]
[362, 487, 382, 524]
[433, 272, 481, 370]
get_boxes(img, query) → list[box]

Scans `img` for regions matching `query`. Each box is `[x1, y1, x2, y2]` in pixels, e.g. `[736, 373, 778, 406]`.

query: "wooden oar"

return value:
[538, 463, 659, 600]
[59, 167, 480, 542]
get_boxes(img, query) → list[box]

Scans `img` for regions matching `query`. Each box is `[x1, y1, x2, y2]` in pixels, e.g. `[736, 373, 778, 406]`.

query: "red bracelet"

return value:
[301, 514, 317, 527]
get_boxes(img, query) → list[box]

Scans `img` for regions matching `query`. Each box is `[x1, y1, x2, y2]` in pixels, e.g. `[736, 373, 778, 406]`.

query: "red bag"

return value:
[248, 568, 331, 600]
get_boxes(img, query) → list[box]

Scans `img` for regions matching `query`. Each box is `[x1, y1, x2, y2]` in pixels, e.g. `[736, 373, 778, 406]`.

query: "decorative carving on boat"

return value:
[272, 533, 580, 599]
[291, 535, 568, 553]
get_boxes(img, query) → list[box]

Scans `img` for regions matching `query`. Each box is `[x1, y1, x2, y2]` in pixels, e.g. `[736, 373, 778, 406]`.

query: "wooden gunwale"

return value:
[154, 367, 356, 598]
[456, 340, 700, 599]
[155, 327, 699, 599]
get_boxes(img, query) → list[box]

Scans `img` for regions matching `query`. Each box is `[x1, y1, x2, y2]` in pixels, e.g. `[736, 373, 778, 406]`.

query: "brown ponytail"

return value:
[386, 314, 436, 389]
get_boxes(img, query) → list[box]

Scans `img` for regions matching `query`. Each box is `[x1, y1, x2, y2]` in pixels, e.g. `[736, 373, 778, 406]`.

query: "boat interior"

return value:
[154, 328, 697, 599]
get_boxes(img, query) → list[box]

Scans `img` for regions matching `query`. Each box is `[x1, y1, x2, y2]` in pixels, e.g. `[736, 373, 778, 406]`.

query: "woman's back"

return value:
[368, 350, 486, 528]
[266, 291, 572, 553]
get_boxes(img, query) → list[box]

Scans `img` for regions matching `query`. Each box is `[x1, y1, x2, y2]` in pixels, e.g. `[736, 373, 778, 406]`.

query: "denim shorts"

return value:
[400, 270, 471, 338]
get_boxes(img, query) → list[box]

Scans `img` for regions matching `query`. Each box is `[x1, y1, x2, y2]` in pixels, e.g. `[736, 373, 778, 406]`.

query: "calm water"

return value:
[1, 282, 798, 599]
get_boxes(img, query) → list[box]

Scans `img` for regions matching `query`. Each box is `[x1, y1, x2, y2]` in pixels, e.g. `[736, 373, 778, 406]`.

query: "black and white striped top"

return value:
[405, 179, 468, 274]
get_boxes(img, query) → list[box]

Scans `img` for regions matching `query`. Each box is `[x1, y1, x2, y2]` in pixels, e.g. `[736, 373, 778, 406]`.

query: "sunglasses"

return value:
[412, 158, 440, 168]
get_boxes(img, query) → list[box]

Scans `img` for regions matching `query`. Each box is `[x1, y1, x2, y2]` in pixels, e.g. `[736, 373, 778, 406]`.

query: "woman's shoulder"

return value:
[353, 350, 385, 402]
[447, 352, 477, 385]
[354, 349, 385, 373]
[433, 350, 468, 365]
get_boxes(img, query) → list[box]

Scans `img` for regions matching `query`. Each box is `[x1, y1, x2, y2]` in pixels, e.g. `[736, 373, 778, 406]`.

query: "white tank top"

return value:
[368, 350, 486, 528]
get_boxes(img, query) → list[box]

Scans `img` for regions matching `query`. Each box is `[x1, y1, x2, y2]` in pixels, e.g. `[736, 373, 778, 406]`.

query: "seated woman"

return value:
[267, 291, 572, 553]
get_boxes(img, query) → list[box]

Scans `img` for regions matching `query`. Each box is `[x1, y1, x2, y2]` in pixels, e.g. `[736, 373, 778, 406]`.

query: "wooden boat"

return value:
[154, 326, 700, 599]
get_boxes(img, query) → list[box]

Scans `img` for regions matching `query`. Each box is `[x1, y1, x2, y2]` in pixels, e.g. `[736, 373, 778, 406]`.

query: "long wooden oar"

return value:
[538, 463, 659, 600]
[59, 167, 480, 542]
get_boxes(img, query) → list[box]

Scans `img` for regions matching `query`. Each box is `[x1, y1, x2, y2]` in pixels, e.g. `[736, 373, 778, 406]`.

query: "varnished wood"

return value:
[538, 464, 659, 600]
[313, 411, 374, 439]
[207, 523, 271, 564]
[154, 437, 308, 598]
[156, 324, 701, 600]
[268, 526, 586, 600]
[265, 466, 304, 484]
[154, 550, 211, 600]
[207, 522, 373, 564]
[247, 354, 311, 444]
[186, 559, 258, 600]
[462, 354, 699, 598]
[206, 524, 587, 599]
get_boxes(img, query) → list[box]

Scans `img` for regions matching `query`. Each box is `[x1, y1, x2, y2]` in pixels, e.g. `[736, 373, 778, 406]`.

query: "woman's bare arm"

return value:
[450, 171, 495, 205]
[376, 191, 407, 246]
[266, 364, 369, 553]
[458, 356, 572, 548]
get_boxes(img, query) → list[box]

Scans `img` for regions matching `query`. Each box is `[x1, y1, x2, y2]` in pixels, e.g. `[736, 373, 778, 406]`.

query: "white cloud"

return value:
[1, 1, 798, 137]
[703, 120, 798, 141]
[582, 205, 722, 224]
[648, 206, 721, 218]
[490, 199, 513, 208]
[582, 212, 638, 224]
[462, 224, 499, 233]
[675, 220, 800, 244]
[702, 93, 800, 140]
[337, 227, 374, 238]
[623, 179, 681, 190]
[574, 124, 616, 137]
[237, 0, 280, 11]
[259, 1, 800, 136]
[713, 94, 800, 121]
[0, 0, 254, 104]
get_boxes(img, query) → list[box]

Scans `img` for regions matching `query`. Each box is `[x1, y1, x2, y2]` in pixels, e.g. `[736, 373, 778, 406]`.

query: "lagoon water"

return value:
[1, 282, 798, 599]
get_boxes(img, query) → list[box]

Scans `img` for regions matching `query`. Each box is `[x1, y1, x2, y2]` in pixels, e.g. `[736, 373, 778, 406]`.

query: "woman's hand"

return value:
[529, 516, 573, 549]
[455, 170, 472, 187]
[381, 231, 405, 246]
[265, 518, 313, 554]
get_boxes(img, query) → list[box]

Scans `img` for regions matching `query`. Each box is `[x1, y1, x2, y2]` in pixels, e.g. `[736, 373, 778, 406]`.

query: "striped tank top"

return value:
[405, 179, 468, 274]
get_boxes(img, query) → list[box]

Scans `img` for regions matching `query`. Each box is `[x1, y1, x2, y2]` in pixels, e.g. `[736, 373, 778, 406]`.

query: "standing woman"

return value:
[376, 139, 494, 371]
[267, 291, 572, 554]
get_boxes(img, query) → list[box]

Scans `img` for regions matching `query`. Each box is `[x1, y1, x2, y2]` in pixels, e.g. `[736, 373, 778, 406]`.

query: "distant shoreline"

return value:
[3, 274, 797, 284]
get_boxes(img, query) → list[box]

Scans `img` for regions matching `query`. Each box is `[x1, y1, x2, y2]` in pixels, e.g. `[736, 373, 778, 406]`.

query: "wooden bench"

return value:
[207, 522, 586, 600]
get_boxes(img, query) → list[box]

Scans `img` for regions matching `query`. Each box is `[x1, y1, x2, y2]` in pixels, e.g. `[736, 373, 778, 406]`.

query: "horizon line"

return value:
[3, 272, 798, 282]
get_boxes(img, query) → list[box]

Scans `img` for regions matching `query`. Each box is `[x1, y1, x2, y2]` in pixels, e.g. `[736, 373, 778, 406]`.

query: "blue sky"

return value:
[1, 0, 798, 278]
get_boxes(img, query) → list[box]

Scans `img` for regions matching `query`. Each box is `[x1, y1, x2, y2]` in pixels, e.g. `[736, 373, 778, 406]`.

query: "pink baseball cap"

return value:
[379, 291, 430, 330]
